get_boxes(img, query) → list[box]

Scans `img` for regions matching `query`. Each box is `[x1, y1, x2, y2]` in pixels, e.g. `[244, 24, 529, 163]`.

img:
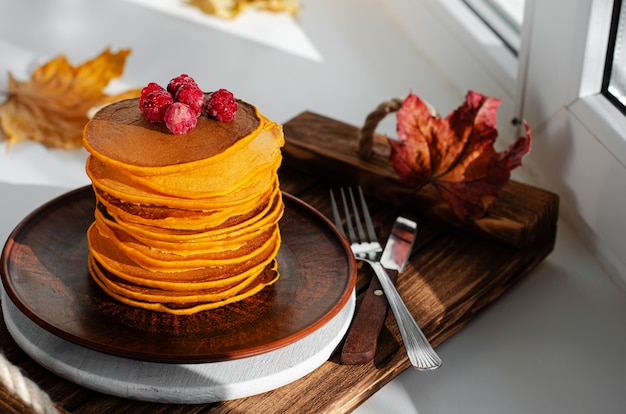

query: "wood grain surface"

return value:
[0, 112, 559, 413]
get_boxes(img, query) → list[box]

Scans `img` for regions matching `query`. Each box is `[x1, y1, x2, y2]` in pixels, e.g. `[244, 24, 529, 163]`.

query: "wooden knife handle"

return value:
[341, 268, 399, 365]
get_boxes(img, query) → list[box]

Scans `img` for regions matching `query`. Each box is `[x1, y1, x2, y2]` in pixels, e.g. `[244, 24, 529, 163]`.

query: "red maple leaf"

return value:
[389, 91, 531, 220]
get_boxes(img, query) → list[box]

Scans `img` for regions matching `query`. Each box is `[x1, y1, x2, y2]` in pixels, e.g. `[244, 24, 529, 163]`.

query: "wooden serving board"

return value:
[282, 111, 559, 249]
[0, 112, 559, 413]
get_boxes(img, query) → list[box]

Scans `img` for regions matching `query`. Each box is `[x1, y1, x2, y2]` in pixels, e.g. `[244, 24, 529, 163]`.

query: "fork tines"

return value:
[330, 187, 382, 259]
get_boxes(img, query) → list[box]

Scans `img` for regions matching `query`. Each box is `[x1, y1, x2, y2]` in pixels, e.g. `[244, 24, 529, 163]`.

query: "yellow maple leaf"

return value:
[0, 48, 140, 149]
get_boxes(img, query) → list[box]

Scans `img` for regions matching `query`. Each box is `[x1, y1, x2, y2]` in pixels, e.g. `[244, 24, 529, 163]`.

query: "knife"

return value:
[341, 216, 418, 365]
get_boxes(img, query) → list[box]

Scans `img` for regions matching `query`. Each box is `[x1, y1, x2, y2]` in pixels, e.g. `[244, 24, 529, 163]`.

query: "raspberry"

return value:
[167, 74, 197, 96]
[175, 83, 204, 116]
[139, 82, 164, 108]
[205, 89, 238, 122]
[164, 102, 198, 135]
[141, 89, 174, 123]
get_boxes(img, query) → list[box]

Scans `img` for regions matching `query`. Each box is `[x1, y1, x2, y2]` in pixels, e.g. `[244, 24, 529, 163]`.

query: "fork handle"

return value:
[368, 261, 442, 371]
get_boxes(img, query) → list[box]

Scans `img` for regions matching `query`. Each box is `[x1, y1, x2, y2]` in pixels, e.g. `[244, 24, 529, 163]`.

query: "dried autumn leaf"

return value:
[389, 90, 532, 220]
[0, 48, 140, 149]
[186, 0, 300, 19]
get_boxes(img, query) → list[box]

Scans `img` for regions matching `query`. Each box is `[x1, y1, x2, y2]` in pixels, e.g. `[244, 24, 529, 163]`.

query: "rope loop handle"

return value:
[0, 353, 61, 414]
[357, 97, 403, 159]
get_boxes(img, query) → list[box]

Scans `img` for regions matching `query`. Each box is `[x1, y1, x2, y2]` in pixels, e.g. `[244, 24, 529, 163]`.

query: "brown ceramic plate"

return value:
[1, 186, 356, 363]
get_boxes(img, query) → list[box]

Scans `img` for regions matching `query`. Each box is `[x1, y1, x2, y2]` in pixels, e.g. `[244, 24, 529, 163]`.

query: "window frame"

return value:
[383, 0, 626, 279]
[601, 0, 626, 116]
[523, 0, 626, 168]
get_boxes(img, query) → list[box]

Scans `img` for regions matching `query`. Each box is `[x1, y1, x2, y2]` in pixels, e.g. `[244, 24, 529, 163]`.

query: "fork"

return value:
[330, 187, 442, 371]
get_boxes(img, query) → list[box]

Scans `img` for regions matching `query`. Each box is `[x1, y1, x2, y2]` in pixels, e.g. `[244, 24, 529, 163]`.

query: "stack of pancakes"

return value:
[83, 98, 284, 315]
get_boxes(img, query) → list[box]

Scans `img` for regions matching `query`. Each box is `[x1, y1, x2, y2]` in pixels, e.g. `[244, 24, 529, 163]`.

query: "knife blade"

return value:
[341, 216, 418, 365]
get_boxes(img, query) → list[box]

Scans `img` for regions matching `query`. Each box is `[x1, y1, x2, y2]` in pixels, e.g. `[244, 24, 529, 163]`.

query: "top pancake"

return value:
[84, 97, 261, 168]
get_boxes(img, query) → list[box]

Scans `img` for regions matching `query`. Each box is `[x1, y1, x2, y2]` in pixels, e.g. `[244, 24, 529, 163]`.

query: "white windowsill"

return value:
[569, 93, 626, 168]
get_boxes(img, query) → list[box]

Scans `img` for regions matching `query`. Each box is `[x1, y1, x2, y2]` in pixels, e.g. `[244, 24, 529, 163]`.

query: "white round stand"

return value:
[2, 291, 355, 404]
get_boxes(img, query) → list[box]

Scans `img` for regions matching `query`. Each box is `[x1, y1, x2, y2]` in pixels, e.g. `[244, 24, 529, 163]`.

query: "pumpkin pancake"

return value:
[89, 256, 267, 303]
[87, 224, 280, 290]
[100, 187, 283, 242]
[92, 220, 280, 272]
[95, 209, 266, 255]
[89, 258, 279, 315]
[94, 182, 280, 232]
[84, 99, 261, 169]
[86, 156, 271, 210]
[83, 92, 284, 314]
[84, 99, 284, 199]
